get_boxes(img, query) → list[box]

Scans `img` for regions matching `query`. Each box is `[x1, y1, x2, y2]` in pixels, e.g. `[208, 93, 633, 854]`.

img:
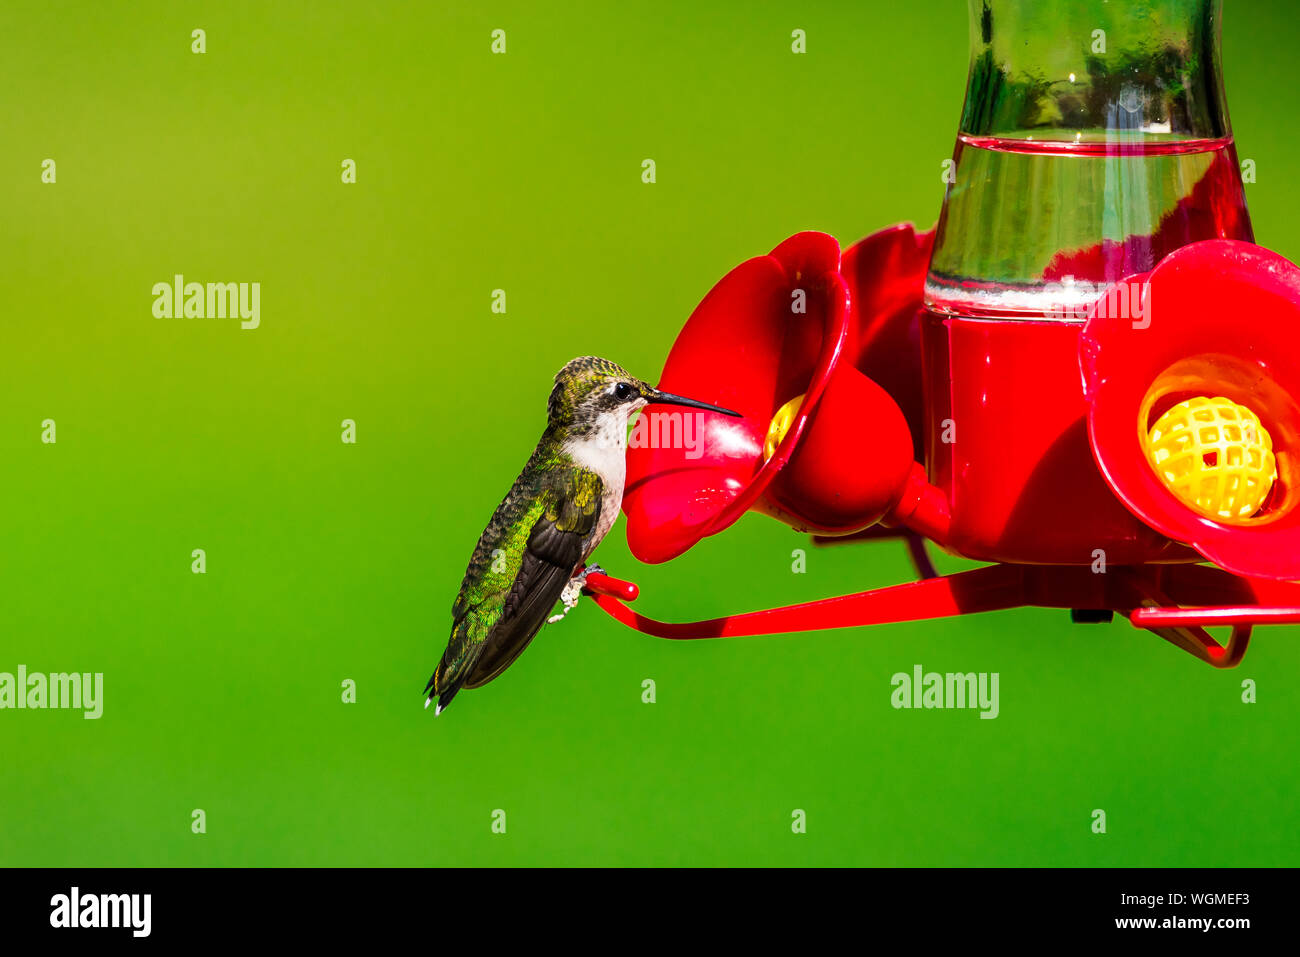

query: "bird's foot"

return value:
[546, 565, 604, 624]
[547, 574, 586, 624]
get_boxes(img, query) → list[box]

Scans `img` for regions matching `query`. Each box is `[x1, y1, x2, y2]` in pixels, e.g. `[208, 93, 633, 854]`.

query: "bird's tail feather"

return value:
[424, 617, 484, 715]
[423, 660, 465, 715]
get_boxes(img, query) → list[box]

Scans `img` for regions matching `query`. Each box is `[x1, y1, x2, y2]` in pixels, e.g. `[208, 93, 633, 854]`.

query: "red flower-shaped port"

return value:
[1081, 239, 1300, 581]
[623, 224, 935, 564]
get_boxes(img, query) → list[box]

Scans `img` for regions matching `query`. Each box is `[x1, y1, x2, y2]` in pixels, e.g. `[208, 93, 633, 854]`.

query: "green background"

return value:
[3, 0, 1298, 867]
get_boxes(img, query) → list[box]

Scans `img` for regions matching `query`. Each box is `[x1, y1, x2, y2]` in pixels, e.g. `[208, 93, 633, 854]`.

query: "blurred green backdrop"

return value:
[2, 0, 1297, 867]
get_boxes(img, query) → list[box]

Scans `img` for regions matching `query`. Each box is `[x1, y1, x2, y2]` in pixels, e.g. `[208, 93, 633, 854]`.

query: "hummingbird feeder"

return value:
[583, 0, 1300, 667]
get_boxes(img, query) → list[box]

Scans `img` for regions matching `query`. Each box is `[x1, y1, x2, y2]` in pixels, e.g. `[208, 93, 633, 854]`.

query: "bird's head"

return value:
[547, 356, 739, 440]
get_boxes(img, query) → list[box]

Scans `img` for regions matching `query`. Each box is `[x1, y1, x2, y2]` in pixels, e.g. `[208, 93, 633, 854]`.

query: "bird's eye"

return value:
[614, 382, 637, 401]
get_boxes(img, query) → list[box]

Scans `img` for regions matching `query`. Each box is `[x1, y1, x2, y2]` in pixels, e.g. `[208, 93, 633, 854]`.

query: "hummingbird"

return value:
[425, 356, 740, 714]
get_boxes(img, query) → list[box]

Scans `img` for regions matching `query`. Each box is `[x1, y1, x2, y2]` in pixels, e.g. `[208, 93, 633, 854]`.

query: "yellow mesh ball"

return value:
[763, 394, 804, 462]
[1144, 396, 1277, 522]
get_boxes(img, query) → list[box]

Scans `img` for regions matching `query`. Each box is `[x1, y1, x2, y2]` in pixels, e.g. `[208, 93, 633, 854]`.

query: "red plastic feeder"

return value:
[580, 1, 1300, 669]
[579, 224, 1300, 669]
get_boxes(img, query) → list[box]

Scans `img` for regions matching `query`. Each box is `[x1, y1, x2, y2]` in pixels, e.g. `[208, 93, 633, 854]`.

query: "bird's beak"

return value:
[644, 388, 742, 417]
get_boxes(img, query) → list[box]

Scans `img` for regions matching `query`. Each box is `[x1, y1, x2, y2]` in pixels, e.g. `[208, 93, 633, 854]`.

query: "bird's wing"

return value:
[451, 464, 544, 623]
[429, 467, 603, 709]
[463, 468, 603, 689]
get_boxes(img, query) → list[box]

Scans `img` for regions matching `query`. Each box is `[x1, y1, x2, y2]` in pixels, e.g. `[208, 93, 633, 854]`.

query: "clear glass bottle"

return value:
[925, 0, 1252, 320]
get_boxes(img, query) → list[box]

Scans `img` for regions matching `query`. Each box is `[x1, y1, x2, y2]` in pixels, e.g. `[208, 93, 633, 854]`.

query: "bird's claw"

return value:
[546, 565, 605, 624]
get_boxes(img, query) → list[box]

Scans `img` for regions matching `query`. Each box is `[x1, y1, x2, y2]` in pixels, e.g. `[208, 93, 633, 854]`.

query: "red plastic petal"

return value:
[1082, 239, 1300, 580]
[624, 225, 934, 564]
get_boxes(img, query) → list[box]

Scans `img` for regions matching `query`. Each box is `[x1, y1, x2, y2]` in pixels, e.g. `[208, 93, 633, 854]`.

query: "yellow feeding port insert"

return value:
[763, 394, 805, 462]
[1144, 395, 1278, 522]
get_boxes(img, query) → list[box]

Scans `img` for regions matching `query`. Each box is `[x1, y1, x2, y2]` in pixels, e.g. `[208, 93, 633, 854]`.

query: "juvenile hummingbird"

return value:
[425, 356, 739, 714]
